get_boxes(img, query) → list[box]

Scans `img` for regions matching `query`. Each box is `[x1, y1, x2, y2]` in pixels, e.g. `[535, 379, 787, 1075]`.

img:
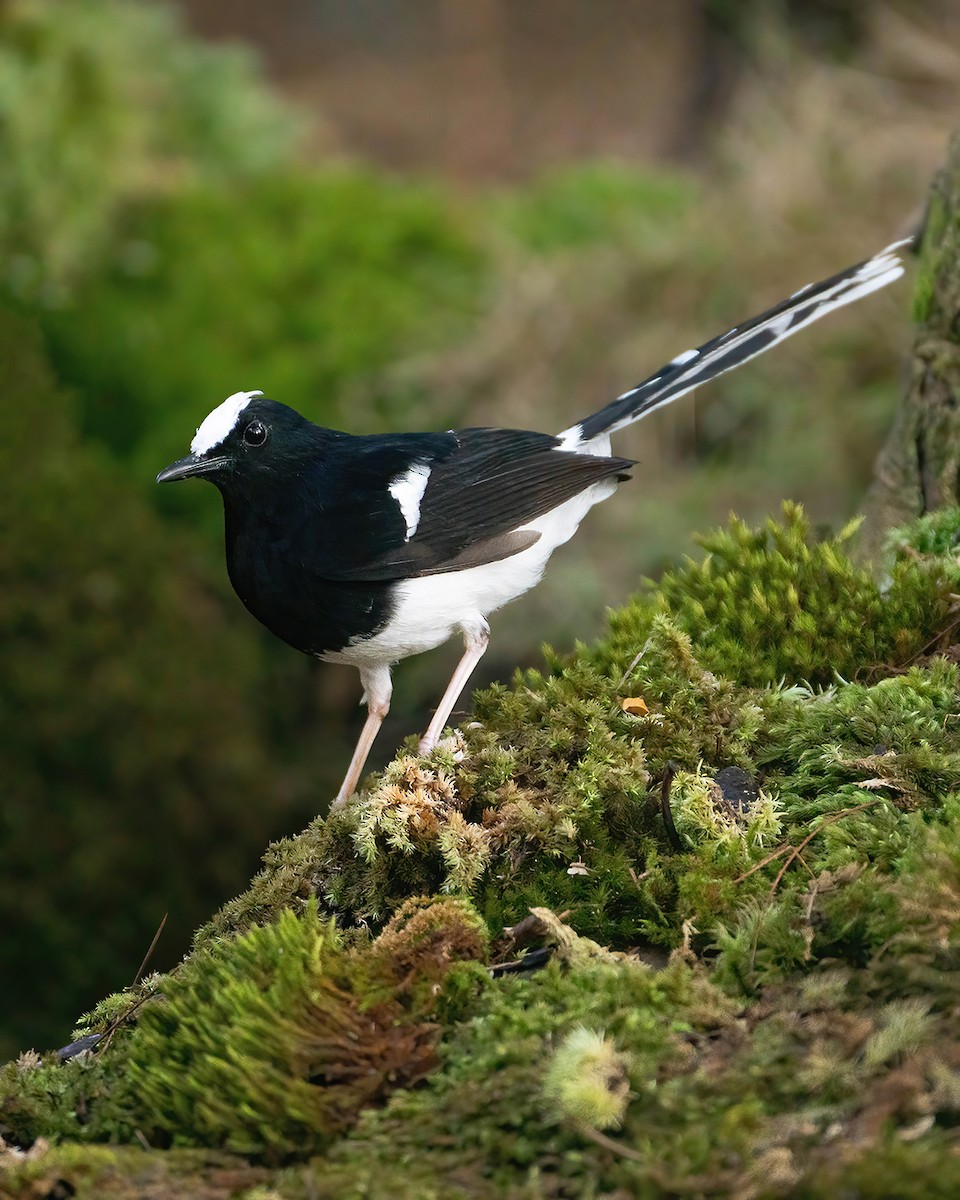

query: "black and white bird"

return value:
[158, 240, 908, 806]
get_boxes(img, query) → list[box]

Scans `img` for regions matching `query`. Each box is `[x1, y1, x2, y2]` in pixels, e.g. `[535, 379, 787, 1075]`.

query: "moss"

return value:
[885, 504, 960, 564]
[601, 502, 949, 689]
[669, 766, 783, 854]
[2, 897, 489, 1162]
[0, 1143, 272, 1199]
[186, 506, 957, 970]
[542, 1026, 632, 1130]
[912, 190, 948, 325]
[3, 506, 960, 1196]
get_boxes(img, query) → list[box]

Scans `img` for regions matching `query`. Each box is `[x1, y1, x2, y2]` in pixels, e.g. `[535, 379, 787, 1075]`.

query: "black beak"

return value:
[156, 453, 228, 484]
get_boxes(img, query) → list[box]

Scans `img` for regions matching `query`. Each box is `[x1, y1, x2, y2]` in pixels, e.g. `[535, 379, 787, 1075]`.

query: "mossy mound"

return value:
[2, 505, 959, 1197]
[196, 503, 957, 955]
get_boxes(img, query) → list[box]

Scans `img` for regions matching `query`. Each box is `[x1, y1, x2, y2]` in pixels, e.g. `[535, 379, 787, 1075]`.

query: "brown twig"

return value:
[132, 912, 167, 987]
[98, 990, 156, 1056]
[734, 800, 882, 890]
[88, 914, 171, 1057]
[903, 610, 960, 665]
[767, 801, 880, 898]
[578, 1125, 648, 1163]
[578, 1127, 737, 1193]
[732, 841, 794, 884]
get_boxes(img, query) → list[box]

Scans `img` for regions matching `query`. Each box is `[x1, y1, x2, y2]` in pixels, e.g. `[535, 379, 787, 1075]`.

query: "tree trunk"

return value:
[860, 133, 960, 561]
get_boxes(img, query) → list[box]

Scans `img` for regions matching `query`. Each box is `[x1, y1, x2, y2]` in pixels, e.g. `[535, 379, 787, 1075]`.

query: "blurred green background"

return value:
[1, 0, 954, 1058]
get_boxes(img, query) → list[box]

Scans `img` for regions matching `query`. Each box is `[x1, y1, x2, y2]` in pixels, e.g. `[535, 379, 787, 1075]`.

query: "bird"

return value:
[157, 239, 909, 807]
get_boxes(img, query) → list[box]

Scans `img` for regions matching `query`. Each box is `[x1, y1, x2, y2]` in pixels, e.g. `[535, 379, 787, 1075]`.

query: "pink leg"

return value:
[331, 665, 392, 809]
[419, 621, 490, 755]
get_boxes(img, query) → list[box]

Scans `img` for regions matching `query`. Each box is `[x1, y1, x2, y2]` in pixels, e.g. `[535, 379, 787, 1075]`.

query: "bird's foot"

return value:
[418, 730, 467, 760]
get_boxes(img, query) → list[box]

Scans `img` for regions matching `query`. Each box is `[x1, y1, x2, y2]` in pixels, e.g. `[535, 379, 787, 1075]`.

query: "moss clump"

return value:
[603, 501, 948, 689]
[542, 1026, 632, 1130]
[119, 904, 427, 1158]
[1, 897, 489, 1161]
[351, 756, 494, 895]
[188, 504, 956, 963]
[885, 504, 960, 564]
[0, 1143, 271, 1200]
[669, 766, 783, 853]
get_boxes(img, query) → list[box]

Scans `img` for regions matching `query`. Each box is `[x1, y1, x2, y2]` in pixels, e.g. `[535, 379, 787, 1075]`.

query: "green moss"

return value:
[186, 506, 957, 968]
[2, 897, 489, 1161]
[670, 766, 783, 854]
[4, 506, 959, 1196]
[601, 502, 948, 689]
[0, 1144, 271, 1200]
[911, 188, 959, 328]
[542, 1026, 632, 1130]
[886, 504, 960, 563]
[912, 192, 948, 324]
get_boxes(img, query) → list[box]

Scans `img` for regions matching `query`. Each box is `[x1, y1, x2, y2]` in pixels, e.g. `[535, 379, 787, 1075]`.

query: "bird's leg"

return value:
[331, 664, 392, 809]
[419, 619, 490, 755]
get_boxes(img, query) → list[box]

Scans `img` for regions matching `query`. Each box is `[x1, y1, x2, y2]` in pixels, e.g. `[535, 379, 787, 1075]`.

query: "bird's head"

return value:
[157, 391, 324, 492]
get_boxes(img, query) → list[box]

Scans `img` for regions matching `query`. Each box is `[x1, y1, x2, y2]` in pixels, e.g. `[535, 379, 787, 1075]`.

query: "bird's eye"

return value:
[243, 420, 268, 447]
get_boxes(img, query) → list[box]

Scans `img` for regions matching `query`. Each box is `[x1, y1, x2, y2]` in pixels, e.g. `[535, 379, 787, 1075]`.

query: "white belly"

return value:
[328, 473, 617, 668]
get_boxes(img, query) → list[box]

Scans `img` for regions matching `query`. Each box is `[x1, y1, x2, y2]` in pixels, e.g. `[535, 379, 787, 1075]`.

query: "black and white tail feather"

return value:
[562, 238, 909, 449]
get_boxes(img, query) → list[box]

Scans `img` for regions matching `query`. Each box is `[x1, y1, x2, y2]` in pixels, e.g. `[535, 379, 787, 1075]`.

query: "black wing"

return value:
[314, 427, 633, 582]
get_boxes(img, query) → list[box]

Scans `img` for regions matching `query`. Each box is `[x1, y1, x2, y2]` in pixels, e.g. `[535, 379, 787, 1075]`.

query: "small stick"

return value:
[132, 912, 168, 987]
[768, 801, 880, 897]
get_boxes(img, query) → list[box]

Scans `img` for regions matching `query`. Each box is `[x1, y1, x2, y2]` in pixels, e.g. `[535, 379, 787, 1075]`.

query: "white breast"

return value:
[328, 474, 618, 668]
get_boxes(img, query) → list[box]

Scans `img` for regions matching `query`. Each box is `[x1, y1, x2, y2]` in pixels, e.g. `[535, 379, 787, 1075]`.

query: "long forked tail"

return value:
[563, 239, 911, 447]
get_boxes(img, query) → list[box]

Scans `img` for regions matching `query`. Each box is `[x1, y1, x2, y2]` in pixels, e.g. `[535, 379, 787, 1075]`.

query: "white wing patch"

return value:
[556, 423, 583, 450]
[191, 390, 263, 456]
[388, 462, 432, 540]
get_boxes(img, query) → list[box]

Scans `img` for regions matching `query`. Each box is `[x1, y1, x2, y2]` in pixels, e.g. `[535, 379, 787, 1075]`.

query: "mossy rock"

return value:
[2, 505, 960, 1197]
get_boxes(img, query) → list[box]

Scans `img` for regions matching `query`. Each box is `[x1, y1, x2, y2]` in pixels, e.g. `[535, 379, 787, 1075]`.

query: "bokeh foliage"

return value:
[41, 171, 483, 485]
[0, 0, 301, 300]
[0, 311, 299, 1055]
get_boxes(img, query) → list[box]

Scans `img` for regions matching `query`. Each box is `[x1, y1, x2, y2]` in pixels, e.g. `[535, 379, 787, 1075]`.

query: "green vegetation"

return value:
[0, 0, 300, 300]
[41, 171, 484, 485]
[3, 505, 957, 1196]
[0, 309, 317, 1060]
